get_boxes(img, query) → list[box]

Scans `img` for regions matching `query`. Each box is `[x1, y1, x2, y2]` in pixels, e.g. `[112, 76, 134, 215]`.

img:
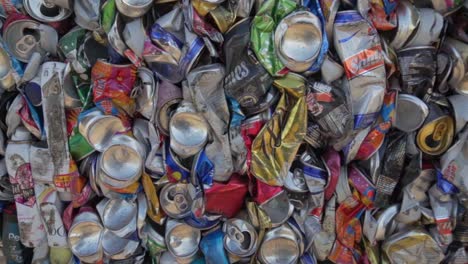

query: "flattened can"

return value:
[333, 10, 385, 130]
[159, 183, 195, 219]
[223, 218, 258, 257]
[5, 127, 47, 248]
[258, 224, 300, 264]
[165, 219, 200, 259]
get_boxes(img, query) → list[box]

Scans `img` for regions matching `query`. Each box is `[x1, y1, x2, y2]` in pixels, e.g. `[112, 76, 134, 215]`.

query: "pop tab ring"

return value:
[274, 11, 322, 73]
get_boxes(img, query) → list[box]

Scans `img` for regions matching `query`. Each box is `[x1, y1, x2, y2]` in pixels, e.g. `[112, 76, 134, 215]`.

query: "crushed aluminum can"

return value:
[155, 80, 183, 135]
[78, 110, 126, 152]
[98, 134, 145, 189]
[223, 218, 258, 258]
[165, 219, 201, 259]
[97, 198, 138, 238]
[259, 190, 294, 227]
[115, 0, 153, 18]
[101, 229, 140, 260]
[404, 8, 444, 48]
[442, 37, 468, 95]
[68, 211, 104, 263]
[447, 95, 468, 133]
[5, 127, 47, 248]
[382, 229, 445, 264]
[3, 18, 59, 62]
[258, 224, 300, 264]
[169, 106, 209, 159]
[333, 10, 386, 131]
[274, 10, 322, 72]
[224, 30, 273, 110]
[306, 81, 353, 139]
[160, 183, 196, 219]
[23, 0, 72, 23]
[397, 46, 437, 99]
[390, 0, 420, 50]
[416, 103, 455, 156]
[394, 94, 429, 132]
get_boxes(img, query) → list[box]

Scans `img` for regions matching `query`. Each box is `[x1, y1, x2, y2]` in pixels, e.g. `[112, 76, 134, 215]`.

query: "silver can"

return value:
[78, 111, 126, 152]
[274, 11, 322, 72]
[258, 224, 300, 264]
[223, 218, 258, 257]
[4, 19, 58, 62]
[160, 183, 196, 219]
[169, 110, 209, 159]
[23, 0, 72, 22]
[97, 198, 138, 238]
[165, 219, 201, 259]
[116, 0, 153, 18]
[99, 134, 144, 188]
[259, 190, 294, 228]
[101, 230, 140, 260]
[68, 211, 104, 263]
[394, 94, 429, 132]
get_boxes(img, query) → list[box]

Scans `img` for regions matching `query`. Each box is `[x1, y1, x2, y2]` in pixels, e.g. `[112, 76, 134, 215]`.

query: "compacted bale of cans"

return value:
[0, 0, 467, 263]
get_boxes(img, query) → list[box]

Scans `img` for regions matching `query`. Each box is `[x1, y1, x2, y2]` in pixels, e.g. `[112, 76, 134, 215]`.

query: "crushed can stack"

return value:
[0, 0, 466, 263]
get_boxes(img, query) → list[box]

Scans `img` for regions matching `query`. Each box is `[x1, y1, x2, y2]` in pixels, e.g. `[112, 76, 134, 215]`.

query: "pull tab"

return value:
[227, 225, 245, 244]
[16, 35, 37, 56]
[173, 193, 188, 212]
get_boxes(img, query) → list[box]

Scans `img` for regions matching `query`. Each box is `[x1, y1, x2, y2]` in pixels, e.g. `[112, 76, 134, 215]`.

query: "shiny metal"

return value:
[274, 11, 322, 72]
[390, 0, 420, 50]
[156, 81, 183, 135]
[123, 18, 147, 58]
[23, 0, 72, 22]
[283, 169, 308, 193]
[320, 55, 344, 84]
[382, 229, 444, 264]
[4, 20, 58, 62]
[68, 212, 104, 263]
[99, 134, 144, 186]
[443, 38, 468, 95]
[375, 205, 399, 241]
[259, 190, 294, 227]
[133, 68, 157, 120]
[160, 183, 195, 219]
[74, 0, 100, 31]
[0, 46, 16, 91]
[258, 224, 300, 264]
[115, 0, 153, 18]
[394, 94, 429, 132]
[169, 111, 209, 158]
[165, 219, 200, 259]
[405, 8, 443, 48]
[101, 230, 140, 259]
[97, 198, 138, 237]
[336, 165, 352, 203]
[223, 218, 258, 257]
[447, 95, 468, 133]
[78, 111, 126, 152]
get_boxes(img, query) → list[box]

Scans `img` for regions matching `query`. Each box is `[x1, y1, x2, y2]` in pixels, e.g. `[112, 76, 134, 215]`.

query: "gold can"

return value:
[192, 0, 218, 16]
[416, 104, 454, 156]
[209, 5, 236, 33]
[251, 73, 307, 186]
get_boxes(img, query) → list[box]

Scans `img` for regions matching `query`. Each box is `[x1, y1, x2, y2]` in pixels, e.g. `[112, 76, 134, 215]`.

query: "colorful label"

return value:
[343, 45, 384, 80]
